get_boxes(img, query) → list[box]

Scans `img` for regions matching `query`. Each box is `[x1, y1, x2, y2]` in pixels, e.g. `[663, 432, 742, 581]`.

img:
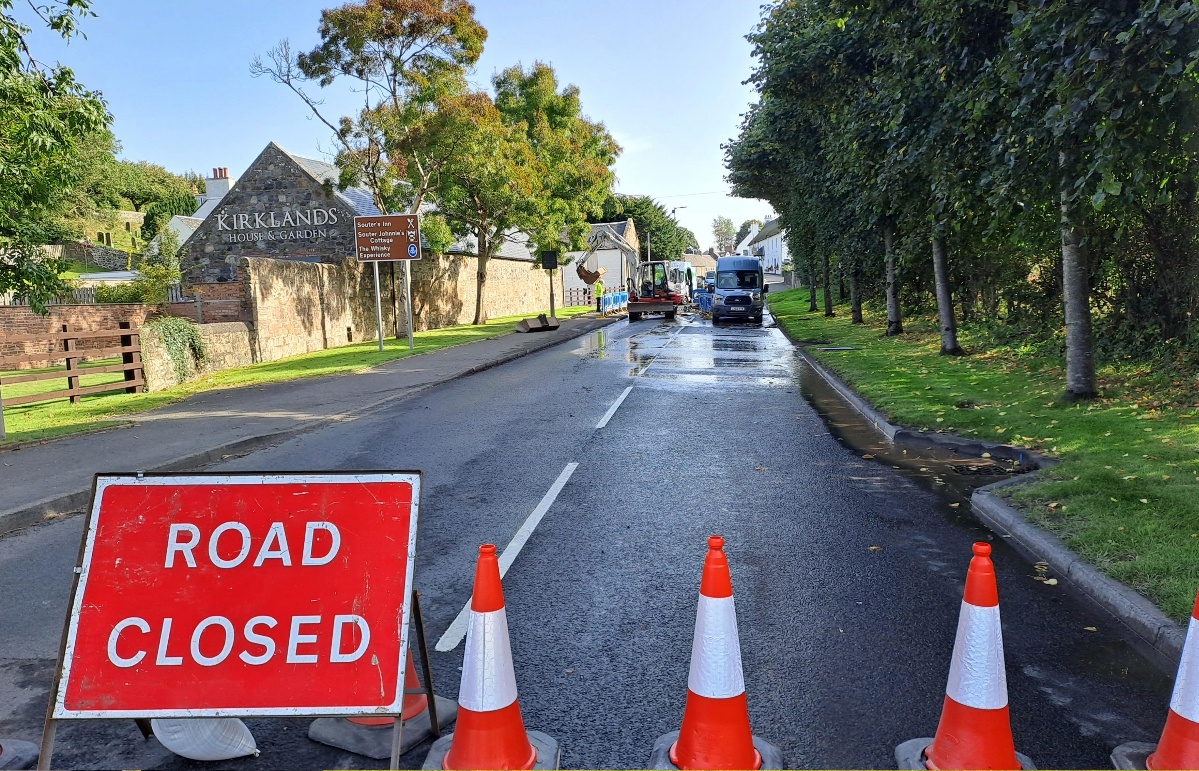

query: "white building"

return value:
[747, 216, 788, 274]
[733, 222, 760, 255]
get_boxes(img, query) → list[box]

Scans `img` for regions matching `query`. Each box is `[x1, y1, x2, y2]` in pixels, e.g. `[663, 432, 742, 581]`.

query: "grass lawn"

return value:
[59, 260, 124, 280]
[1, 306, 594, 446]
[768, 288, 1199, 623]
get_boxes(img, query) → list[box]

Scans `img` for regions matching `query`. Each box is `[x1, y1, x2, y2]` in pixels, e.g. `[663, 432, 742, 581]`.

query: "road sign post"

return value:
[541, 251, 559, 320]
[41, 471, 422, 769]
[355, 215, 423, 351]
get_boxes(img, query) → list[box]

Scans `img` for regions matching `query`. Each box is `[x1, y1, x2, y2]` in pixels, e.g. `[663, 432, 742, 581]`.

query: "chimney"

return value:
[204, 165, 235, 201]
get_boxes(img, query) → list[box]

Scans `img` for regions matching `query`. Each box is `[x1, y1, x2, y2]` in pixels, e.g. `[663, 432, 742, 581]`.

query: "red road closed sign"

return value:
[52, 472, 421, 718]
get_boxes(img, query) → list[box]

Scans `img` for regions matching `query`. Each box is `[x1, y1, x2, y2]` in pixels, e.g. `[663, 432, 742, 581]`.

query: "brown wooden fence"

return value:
[0, 323, 143, 440]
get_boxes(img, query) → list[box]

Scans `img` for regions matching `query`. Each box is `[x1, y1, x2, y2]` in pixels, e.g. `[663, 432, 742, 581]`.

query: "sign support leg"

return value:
[403, 260, 414, 351]
[373, 261, 385, 353]
[548, 270, 556, 319]
[412, 591, 440, 736]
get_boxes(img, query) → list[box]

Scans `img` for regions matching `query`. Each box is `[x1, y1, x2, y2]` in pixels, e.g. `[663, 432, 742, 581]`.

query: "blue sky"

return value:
[27, 1, 772, 249]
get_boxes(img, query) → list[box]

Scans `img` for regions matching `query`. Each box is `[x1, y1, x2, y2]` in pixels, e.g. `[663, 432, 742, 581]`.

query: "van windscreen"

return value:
[716, 270, 760, 289]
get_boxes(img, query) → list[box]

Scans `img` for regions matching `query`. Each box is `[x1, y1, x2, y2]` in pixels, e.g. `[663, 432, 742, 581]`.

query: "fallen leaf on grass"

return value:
[1140, 499, 1149, 504]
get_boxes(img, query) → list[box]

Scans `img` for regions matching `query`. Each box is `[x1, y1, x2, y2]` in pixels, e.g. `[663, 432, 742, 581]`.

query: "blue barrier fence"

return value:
[694, 292, 713, 313]
[600, 291, 628, 315]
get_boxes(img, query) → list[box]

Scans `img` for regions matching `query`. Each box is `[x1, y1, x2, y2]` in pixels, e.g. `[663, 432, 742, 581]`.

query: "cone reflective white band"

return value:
[688, 594, 746, 699]
[945, 601, 1008, 710]
[1170, 615, 1199, 722]
[458, 607, 519, 713]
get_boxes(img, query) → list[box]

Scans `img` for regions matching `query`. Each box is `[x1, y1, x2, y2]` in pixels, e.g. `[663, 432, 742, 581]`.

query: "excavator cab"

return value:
[635, 262, 670, 300]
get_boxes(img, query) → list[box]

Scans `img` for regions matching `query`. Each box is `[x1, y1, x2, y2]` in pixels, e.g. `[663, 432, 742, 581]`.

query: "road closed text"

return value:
[106, 520, 364, 668]
[58, 475, 418, 716]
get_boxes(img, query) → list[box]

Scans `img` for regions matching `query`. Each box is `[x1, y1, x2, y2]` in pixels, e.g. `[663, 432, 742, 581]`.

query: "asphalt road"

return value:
[0, 308, 1176, 769]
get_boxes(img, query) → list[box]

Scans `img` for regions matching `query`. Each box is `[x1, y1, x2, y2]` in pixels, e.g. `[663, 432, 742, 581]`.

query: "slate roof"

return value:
[285, 149, 384, 217]
[748, 217, 783, 246]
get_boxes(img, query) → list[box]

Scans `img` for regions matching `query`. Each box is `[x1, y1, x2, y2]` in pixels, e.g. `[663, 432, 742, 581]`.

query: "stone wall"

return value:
[410, 255, 565, 330]
[0, 304, 153, 367]
[141, 321, 254, 391]
[245, 255, 398, 362]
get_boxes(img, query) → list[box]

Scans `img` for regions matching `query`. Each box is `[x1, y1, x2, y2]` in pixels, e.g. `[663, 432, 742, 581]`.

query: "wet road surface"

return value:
[0, 308, 1175, 769]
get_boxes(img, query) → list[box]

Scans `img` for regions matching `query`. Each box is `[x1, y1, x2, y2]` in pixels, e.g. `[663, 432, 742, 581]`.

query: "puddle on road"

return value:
[794, 356, 1030, 505]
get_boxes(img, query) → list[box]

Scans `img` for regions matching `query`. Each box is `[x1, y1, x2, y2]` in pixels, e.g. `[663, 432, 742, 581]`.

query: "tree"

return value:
[114, 161, 193, 211]
[734, 218, 762, 247]
[0, 0, 109, 312]
[434, 98, 542, 324]
[491, 62, 619, 255]
[142, 189, 201, 241]
[253, 0, 488, 216]
[679, 227, 700, 253]
[593, 195, 688, 260]
[712, 216, 736, 253]
[996, 0, 1199, 398]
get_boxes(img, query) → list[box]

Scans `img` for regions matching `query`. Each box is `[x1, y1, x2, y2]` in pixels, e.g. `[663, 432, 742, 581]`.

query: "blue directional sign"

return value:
[408, 243, 418, 258]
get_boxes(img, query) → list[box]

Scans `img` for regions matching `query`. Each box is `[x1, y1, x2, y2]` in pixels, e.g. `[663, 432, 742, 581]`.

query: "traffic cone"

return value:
[422, 544, 559, 770]
[1111, 587, 1199, 770]
[308, 649, 458, 759]
[895, 542, 1034, 770]
[650, 536, 783, 770]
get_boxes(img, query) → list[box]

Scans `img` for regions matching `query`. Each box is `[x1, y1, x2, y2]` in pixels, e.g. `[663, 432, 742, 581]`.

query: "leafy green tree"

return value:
[996, 0, 1199, 398]
[712, 216, 736, 253]
[114, 161, 194, 211]
[679, 227, 700, 253]
[142, 189, 201, 241]
[253, 0, 488, 216]
[593, 195, 688, 260]
[492, 62, 620, 253]
[136, 226, 182, 306]
[0, 0, 109, 313]
[434, 98, 542, 324]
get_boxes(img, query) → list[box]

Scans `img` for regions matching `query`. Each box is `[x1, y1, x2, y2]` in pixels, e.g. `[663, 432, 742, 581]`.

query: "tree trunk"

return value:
[850, 259, 863, 324]
[807, 255, 818, 312]
[1060, 177, 1097, 399]
[837, 260, 847, 302]
[822, 252, 833, 316]
[884, 221, 903, 335]
[931, 230, 963, 355]
[472, 228, 490, 325]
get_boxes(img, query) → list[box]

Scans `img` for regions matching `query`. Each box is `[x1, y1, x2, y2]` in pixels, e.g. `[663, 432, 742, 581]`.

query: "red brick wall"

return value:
[0, 304, 153, 367]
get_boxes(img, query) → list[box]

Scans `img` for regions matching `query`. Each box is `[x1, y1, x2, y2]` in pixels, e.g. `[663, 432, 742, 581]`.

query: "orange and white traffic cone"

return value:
[308, 649, 458, 759]
[896, 542, 1035, 770]
[1112, 588, 1199, 770]
[422, 544, 559, 770]
[650, 536, 783, 770]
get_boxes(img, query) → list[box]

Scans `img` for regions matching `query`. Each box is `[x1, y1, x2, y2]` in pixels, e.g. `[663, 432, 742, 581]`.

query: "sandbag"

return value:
[151, 718, 259, 761]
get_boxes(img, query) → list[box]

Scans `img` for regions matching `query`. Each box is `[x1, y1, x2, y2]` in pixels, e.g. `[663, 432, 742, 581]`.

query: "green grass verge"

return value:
[768, 288, 1199, 622]
[1, 306, 594, 446]
[60, 260, 122, 280]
